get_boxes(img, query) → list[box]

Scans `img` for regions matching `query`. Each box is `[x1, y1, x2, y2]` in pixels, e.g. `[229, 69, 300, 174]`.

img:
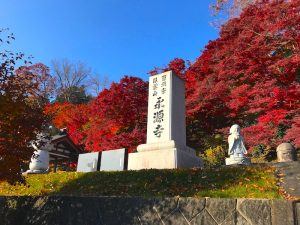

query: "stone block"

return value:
[237, 199, 271, 225]
[154, 197, 179, 220]
[128, 148, 202, 170]
[219, 211, 235, 225]
[178, 198, 206, 222]
[235, 211, 252, 225]
[295, 202, 300, 225]
[138, 204, 162, 225]
[139, 212, 162, 225]
[100, 148, 128, 171]
[206, 198, 236, 224]
[136, 198, 163, 225]
[93, 197, 145, 225]
[163, 210, 189, 225]
[271, 200, 294, 225]
[190, 209, 218, 225]
[77, 152, 101, 172]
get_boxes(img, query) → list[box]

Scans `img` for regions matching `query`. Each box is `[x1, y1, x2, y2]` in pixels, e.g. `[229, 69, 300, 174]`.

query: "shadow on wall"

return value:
[1, 195, 300, 225]
[0, 195, 161, 225]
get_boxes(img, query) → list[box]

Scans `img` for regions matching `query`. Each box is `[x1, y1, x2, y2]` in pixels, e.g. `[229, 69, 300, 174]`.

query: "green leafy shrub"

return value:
[200, 146, 226, 167]
[251, 144, 277, 163]
[251, 144, 266, 158]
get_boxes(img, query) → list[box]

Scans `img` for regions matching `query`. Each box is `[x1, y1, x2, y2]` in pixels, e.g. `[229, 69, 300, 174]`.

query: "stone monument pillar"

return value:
[277, 143, 297, 162]
[128, 71, 202, 170]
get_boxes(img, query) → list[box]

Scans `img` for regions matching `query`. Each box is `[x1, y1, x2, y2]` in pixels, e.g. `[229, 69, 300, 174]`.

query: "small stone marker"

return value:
[277, 143, 297, 162]
[77, 152, 101, 172]
[100, 148, 128, 171]
[225, 124, 251, 165]
[128, 71, 202, 169]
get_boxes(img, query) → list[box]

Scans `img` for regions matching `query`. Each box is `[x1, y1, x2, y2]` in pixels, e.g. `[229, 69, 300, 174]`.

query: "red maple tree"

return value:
[86, 76, 148, 152]
[47, 0, 299, 155]
[46, 76, 148, 152]
[186, 0, 300, 151]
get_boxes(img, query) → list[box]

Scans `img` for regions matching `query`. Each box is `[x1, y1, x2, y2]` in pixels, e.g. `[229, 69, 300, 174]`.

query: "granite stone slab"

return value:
[77, 152, 101, 172]
[100, 148, 128, 171]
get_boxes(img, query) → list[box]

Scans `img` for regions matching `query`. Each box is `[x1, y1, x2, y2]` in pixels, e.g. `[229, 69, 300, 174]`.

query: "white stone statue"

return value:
[26, 136, 50, 174]
[228, 124, 247, 157]
[225, 124, 251, 165]
[28, 150, 49, 173]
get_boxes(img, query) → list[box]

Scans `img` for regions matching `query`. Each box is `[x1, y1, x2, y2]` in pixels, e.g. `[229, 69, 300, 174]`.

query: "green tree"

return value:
[55, 85, 92, 104]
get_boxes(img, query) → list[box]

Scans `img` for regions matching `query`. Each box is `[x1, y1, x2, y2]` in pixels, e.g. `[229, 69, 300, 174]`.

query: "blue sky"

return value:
[1, 0, 218, 82]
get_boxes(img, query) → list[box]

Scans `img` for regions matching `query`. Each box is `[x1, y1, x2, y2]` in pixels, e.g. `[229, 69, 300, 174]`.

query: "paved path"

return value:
[273, 161, 300, 199]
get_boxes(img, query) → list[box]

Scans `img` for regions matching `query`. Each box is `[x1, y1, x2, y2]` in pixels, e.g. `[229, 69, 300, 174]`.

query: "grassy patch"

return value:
[0, 165, 281, 198]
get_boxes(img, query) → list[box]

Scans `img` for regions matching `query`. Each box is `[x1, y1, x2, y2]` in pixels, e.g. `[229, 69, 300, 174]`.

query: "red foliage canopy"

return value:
[149, 58, 188, 80]
[86, 76, 148, 152]
[47, 0, 300, 153]
[46, 76, 148, 152]
[186, 0, 300, 150]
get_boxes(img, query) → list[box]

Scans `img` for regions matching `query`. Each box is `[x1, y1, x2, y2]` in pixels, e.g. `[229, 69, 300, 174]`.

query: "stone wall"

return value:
[0, 196, 299, 225]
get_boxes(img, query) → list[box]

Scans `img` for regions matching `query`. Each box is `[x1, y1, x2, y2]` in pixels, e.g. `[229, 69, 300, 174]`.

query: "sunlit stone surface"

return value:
[128, 71, 202, 169]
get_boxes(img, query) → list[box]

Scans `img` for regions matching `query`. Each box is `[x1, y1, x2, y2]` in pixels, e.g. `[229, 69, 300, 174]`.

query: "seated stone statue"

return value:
[24, 135, 50, 174]
[225, 124, 251, 165]
[228, 124, 247, 157]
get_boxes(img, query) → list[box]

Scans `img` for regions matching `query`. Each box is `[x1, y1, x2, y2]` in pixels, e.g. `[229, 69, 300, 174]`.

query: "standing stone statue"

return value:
[225, 124, 251, 165]
[277, 143, 297, 162]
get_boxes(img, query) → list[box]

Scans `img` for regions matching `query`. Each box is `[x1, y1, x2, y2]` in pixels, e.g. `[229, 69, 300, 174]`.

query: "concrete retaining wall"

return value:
[0, 196, 299, 225]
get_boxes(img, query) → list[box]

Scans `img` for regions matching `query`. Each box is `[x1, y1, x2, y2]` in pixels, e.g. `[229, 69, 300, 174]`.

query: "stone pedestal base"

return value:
[225, 156, 251, 165]
[128, 148, 202, 170]
[23, 170, 48, 175]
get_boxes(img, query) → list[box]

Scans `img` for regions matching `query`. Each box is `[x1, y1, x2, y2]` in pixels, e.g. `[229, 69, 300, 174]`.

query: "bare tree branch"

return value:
[87, 75, 110, 96]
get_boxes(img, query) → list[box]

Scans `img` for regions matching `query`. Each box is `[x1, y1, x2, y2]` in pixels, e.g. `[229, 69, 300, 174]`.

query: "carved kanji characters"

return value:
[153, 124, 164, 138]
[153, 110, 164, 123]
[154, 97, 164, 109]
